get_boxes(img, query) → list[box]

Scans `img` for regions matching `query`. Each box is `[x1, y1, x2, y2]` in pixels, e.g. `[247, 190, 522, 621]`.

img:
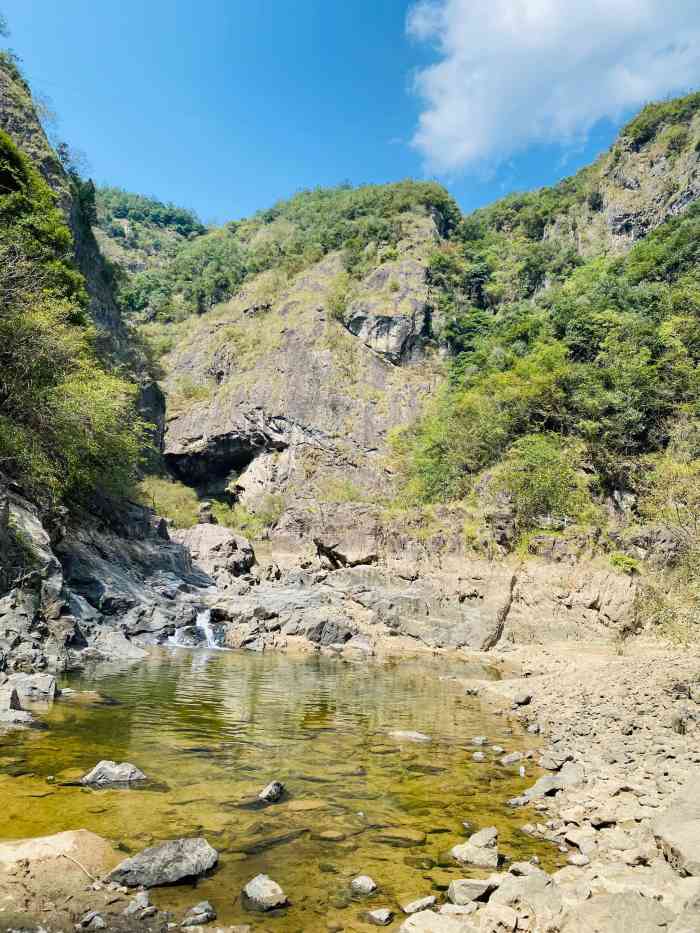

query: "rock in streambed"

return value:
[80, 760, 147, 786]
[109, 837, 218, 887]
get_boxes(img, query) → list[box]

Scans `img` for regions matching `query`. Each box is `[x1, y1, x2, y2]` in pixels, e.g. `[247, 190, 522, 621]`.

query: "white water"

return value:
[168, 608, 226, 650]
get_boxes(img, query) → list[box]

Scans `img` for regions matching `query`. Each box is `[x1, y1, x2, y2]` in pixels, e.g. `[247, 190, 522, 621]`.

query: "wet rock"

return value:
[512, 691, 532, 707]
[560, 892, 673, 932]
[351, 874, 377, 895]
[472, 751, 486, 762]
[472, 736, 488, 746]
[258, 780, 284, 803]
[5, 672, 57, 702]
[109, 837, 218, 887]
[451, 827, 499, 868]
[243, 873, 288, 911]
[402, 895, 437, 914]
[80, 760, 147, 786]
[389, 730, 432, 743]
[653, 779, 700, 876]
[182, 900, 217, 926]
[367, 908, 394, 926]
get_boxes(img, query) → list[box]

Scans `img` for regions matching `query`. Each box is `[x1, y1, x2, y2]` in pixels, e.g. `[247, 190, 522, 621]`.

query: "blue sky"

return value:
[3, 1, 698, 224]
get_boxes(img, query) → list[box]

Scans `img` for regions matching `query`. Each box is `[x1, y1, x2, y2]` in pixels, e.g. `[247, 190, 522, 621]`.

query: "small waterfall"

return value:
[196, 608, 219, 648]
[168, 608, 226, 650]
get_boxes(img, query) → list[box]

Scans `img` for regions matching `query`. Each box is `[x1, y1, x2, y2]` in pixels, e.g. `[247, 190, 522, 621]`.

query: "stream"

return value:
[0, 648, 559, 931]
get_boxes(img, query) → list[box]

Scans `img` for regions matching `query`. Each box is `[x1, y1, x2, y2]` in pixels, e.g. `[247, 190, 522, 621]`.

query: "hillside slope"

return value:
[101, 93, 700, 576]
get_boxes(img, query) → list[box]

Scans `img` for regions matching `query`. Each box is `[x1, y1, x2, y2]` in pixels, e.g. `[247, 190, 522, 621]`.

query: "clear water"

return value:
[0, 648, 558, 931]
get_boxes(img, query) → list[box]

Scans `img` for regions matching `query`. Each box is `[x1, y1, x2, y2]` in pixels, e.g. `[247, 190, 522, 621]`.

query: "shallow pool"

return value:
[0, 648, 558, 931]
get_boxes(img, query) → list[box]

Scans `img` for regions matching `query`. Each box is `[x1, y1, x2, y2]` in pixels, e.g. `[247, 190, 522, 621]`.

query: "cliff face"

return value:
[147, 100, 700, 563]
[160, 209, 444, 558]
[0, 59, 165, 440]
[544, 107, 700, 256]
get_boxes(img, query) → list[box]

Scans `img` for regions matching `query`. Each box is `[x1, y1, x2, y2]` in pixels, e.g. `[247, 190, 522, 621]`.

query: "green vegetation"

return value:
[114, 180, 460, 320]
[212, 494, 285, 539]
[137, 475, 200, 528]
[0, 130, 146, 506]
[491, 434, 591, 531]
[396, 168, 700, 536]
[622, 92, 700, 148]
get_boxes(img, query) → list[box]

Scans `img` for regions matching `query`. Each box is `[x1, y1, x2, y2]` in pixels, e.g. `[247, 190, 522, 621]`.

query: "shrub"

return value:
[492, 434, 590, 530]
[137, 475, 199, 528]
[0, 130, 147, 505]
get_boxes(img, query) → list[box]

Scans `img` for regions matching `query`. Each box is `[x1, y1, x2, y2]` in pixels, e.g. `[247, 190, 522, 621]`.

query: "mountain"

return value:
[97, 95, 700, 583]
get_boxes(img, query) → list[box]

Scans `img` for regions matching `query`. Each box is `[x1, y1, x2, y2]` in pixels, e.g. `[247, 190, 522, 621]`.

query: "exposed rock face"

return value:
[0, 475, 212, 674]
[546, 110, 700, 256]
[172, 523, 255, 585]
[162, 215, 442, 554]
[109, 837, 218, 887]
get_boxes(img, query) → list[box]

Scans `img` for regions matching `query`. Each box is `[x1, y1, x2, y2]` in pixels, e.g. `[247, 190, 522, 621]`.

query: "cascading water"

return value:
[168, 608, 226, 650]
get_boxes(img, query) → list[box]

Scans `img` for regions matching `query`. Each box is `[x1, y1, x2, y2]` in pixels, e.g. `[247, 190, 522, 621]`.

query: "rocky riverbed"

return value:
[0, 637, 697, 932]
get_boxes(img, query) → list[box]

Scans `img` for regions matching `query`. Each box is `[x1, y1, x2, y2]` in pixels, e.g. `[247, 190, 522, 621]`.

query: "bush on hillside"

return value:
[0, 130, 146, 505]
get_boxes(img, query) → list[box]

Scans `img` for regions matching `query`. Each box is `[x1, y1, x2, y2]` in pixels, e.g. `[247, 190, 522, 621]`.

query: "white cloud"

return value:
[406, 0, 700, 172]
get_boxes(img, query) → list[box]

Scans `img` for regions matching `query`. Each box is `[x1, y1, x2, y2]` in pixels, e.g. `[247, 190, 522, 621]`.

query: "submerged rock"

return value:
[182, 900, 217, 926]
[389, 730, 432, 743]
[242, 873, 288, 911]
[109, 837, 218, 887]
[80, 760, 147, 786]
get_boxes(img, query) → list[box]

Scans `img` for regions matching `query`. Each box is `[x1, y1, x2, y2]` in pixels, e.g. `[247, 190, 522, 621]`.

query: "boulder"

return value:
[5, 672, 57, 702]
[173, 524, 255, 583]
[447, 878, 493, 905]
[560, 892, 674, 932]
[109, 837, 218, 887]
[258, 780, 284, 803]
[367, 908, 394, 926]
[0, 829, 120, 877]
[242, 873, 287, 911]
[653, 780, 700, 876]
[351, 874, 377, 895]
[478, 905, 517, 932]
[80, 760, 147, 786]
[0, 686, 21, 711]
[451, 827, 499, 868]
[399, 910, 478, 932]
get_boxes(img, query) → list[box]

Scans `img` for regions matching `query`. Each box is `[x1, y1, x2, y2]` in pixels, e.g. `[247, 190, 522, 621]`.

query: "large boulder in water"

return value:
[109, 837, 218, 887]
[80, 760, 147, 786]
[173, 524, 255, 585]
